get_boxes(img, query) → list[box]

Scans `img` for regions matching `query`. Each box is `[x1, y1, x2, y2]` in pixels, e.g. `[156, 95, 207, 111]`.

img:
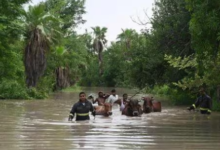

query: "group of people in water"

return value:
[68, 87, 212, 121]
[68, 89, 129, 121]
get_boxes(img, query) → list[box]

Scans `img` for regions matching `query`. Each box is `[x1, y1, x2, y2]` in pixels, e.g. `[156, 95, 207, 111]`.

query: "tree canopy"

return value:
[1, 0, 220, 110]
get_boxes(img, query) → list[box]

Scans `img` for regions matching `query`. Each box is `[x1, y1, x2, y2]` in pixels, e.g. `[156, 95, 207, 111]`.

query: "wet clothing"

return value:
[70, 100, 94, 121]
[106, 94, 119, 104]
[120, 99, 128, 111]
[120, 99, 125, 111]
[191, 94, 212, 114]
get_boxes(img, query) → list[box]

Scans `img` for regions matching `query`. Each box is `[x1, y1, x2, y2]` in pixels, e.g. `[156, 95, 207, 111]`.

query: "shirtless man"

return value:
[92, 91, 109, 106]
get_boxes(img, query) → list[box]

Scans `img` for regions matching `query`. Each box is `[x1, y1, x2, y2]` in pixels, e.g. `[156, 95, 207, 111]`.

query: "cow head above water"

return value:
[142, 96, 162, 113]
[126, 99, 142, 116]
[142, 96, 153, 113]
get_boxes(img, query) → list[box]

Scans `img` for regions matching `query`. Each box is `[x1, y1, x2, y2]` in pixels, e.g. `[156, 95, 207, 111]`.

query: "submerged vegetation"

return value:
[0, 0, 220, 110]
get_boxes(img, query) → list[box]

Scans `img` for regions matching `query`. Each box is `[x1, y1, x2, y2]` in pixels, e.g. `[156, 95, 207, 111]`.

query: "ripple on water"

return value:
[0, 88, 220, 150]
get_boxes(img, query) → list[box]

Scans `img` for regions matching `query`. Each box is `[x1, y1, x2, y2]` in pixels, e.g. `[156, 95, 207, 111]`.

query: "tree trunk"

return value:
[96, 40, 103, 76]
[55, 67, 70, 90]
[24, 28, 49, 88]
[98, 49, 103, 76]
[217, 85, 220, 102]
[93, 39, 104, 77]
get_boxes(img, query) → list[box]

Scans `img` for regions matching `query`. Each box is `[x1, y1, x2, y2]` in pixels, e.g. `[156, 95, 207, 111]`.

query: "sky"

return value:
[28, 0, 154, 43]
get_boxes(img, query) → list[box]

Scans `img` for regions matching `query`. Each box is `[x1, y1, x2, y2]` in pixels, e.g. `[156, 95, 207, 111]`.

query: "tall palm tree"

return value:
[117, 29, 136, 50]
[53, 46, 70, 90]
[24, 3, 61, 88]
[91, 26, 107, 76]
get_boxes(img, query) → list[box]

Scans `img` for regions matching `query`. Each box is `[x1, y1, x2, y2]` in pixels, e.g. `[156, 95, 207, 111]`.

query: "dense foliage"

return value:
[0, 0, 87, 99]
[0, 0, 220, 111]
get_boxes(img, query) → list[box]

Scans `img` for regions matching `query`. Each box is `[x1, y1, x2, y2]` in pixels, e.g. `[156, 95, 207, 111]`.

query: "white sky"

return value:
[28, 0, 154, 43]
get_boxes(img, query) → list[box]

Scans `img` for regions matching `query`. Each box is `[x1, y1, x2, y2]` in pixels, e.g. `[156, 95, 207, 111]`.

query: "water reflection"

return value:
[0, 87, 220, 149]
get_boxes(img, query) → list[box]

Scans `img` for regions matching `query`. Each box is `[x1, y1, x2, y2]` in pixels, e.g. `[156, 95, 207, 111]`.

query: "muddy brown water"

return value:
[0, 87, 220, 150]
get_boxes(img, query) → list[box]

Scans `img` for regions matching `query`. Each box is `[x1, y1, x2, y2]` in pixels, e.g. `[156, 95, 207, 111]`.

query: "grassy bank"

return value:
[61, 84, 82, 92]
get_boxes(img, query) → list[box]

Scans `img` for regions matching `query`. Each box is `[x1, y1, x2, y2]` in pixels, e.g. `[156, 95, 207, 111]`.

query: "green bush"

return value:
[36, 75, 54, 94]
[150, 85, 170, 95]
[61, 83, 81, 92]
[0, 79, 48, 100]
[168, 88, 194, 105]
[212, 100, 220, 111]
[210, 92, 220, 111]
[26, 88, 48, 99]
[148, 84, 194, 105]
[0, 79, 30, 99]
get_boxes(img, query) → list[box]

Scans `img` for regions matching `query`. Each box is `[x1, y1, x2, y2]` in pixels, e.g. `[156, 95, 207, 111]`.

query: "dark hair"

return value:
[98, 91, 103, 94]
[111, 89, 116, 93]
[79, 92, 86, 96]
[123, 93, 127, 97]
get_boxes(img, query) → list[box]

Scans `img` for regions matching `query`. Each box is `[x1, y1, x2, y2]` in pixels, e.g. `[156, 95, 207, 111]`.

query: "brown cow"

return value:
[122, 99, 143, 116]
[142, 96, 162, 113]
[94, 103, 113, 116]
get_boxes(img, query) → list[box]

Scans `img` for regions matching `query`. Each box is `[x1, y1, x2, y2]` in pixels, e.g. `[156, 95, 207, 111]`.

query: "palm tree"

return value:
[24, 3, 61, 88]
[53, 46, 70, 90]
[91, 26, 107, 76]
[117, 29, 137, 61]
[117, 29, 136, 50]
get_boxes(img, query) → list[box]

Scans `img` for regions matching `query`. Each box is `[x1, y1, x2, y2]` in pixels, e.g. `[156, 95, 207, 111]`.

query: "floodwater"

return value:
[0, 87, 220, 150]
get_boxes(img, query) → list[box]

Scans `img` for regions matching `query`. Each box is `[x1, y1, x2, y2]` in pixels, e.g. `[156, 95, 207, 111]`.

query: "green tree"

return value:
[51, 36, 88, 89]
[24, 3, 62, 88]
[146, 0, 193, 85]
[44, 0, 86, 35]
[186, 0, 220, 75]
[0, 0, 31, 99]
[0, 0, 29, 80]
[171, 0, 220, 95]
[102, 42, 127, 87]
[42, 0, 87, 90]
[167, 0, 220, 92]
[77, 31, 100, 86]
[117, 29, 137, 50]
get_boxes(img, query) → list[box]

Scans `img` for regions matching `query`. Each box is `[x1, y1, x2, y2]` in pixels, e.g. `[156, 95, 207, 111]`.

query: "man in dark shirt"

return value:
[188, 88, 212, 114]
[68, 92, 96, 121]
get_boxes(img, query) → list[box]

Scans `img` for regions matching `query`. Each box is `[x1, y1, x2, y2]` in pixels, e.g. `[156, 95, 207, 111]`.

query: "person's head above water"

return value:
[123, 93, 128, 100]
[79, 92, 86, 102]
[111, 89, 116, 95]
[98, 91, 104, 97]
[199, 87, 206, 95]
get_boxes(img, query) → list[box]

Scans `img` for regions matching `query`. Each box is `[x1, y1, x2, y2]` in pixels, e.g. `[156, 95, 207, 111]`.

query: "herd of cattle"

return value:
[93, 97, 162, 117]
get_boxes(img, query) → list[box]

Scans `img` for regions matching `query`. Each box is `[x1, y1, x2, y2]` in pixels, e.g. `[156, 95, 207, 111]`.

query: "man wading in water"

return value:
[68, 92, 96, 121]
[106, 89, 119, 105]
[187, 88, 212, 114]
